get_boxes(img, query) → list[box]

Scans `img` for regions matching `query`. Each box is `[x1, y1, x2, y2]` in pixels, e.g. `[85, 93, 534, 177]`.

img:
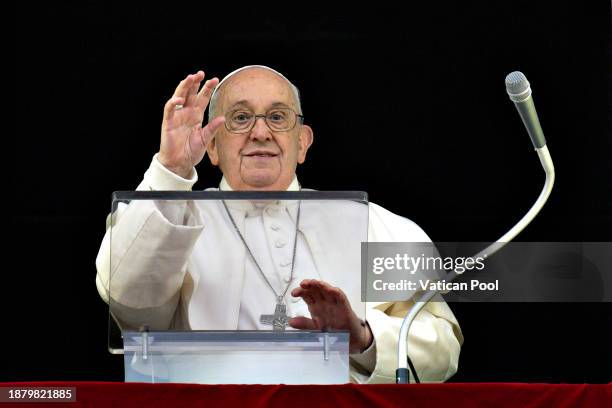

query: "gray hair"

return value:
[207, 65, 303, 122]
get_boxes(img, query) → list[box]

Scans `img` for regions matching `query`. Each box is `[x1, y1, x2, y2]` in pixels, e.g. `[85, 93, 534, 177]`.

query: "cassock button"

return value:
[275, 240, 286, 248]
[280, 260, 292, 267]
[271, 225, 280, 231]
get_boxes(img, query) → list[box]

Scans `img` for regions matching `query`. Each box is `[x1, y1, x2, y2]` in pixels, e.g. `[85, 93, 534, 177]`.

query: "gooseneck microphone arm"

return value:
[395, 72, 555, 384]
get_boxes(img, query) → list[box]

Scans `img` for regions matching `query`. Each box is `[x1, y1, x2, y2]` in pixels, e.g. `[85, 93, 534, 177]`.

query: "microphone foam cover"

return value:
[505, 71, 530, 95]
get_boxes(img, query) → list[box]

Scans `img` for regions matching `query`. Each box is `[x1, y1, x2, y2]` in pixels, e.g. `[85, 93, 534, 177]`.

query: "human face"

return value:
[207, 68, 313, 191]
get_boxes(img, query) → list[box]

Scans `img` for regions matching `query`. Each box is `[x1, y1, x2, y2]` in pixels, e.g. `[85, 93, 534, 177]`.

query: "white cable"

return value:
[397, 145, 555, 376]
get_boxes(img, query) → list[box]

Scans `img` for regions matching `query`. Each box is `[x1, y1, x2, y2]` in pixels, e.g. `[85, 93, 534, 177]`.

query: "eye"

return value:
[231, 111, 252, 123]
[268, 110, 287, 122]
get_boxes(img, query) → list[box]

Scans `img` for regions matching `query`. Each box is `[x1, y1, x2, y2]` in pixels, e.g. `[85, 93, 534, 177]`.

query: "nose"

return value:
[249, 116, 272, 142]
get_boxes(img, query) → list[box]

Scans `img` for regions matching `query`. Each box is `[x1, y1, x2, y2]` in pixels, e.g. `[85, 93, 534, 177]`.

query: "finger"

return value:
[305, 280, 330, 302]
[311, 285, 327, 302]
[187, 71, 205, 105]
[288, 316, 317, 330]
[200, 116, 225, 146]
[328, 287, 344, 306]
[293, 285, 321, 303]
[313, 280, 334, 291]
[291, 290, 316, 305]
[190, 70, 205, 93]
[317, 281, 347, 304]
[163, 96, 185, 122]
[291, 288, 315, 304]
[301, 279, 329, 290]
[172, 74, 196, 101]
[297, 281, 332, 303]
[302, 293, 316, 305]
[300, 279, 314, 289]
[196, 77, 220, 110]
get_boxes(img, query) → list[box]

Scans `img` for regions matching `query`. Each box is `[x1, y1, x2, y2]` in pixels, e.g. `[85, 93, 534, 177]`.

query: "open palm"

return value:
[159, 71, 225, 178]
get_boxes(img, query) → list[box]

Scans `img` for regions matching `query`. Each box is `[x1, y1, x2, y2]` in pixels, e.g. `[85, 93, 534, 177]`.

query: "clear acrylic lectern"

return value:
[99, 190, 369, 384]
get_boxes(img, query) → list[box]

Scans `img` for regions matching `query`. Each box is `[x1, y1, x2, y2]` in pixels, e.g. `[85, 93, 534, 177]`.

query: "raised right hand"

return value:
[158, 71, 225, 178]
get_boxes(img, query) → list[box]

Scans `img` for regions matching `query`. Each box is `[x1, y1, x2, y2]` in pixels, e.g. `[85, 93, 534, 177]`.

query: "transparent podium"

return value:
[122, 331, 349, 384]
[102, 190, 369, 384]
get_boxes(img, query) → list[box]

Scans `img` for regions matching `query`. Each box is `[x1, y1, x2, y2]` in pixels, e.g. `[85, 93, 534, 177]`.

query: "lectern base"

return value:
[122, 330, 350, 384]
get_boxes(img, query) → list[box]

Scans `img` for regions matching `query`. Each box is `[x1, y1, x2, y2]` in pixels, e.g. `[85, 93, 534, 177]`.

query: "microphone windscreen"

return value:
[505, 71, 530, 97]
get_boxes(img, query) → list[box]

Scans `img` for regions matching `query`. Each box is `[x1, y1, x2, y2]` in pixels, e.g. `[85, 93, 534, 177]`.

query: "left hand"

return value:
[288, 279, 373, 354]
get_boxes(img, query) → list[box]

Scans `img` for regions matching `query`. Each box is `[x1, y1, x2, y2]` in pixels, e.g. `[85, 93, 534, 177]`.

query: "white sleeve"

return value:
[137, 153, 198, 192]
[95, 155, 204, 330]
[349, 202, 463, 384]
[358, 299, 463, 383]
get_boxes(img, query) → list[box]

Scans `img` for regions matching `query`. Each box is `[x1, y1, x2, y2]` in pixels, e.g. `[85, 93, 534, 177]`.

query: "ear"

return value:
[297, 124, 314, 164]
[207, 134, 220, 166]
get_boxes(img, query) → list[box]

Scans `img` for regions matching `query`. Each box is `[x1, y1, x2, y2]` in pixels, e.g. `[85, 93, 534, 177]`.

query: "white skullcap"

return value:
[209, 65, 293, 104]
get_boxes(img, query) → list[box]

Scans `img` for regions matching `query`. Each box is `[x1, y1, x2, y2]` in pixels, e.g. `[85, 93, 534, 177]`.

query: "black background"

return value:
[9, 1, 611, 382]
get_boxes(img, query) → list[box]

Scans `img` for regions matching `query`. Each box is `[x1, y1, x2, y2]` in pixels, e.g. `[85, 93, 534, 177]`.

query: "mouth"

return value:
[242, 150, 279, 158]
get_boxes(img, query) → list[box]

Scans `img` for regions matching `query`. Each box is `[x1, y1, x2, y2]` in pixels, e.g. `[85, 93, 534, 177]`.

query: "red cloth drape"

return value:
[1, 382, 610, 408]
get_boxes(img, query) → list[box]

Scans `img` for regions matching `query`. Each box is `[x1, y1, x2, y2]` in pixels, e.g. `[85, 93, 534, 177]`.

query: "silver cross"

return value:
[260, 303, 289, 331]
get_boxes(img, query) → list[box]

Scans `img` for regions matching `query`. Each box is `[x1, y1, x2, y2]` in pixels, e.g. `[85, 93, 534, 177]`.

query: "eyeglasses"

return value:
[224, 108, 304, 134]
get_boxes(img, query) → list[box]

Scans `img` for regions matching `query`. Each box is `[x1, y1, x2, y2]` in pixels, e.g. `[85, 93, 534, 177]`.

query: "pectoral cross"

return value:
[260, 300, 289, 331]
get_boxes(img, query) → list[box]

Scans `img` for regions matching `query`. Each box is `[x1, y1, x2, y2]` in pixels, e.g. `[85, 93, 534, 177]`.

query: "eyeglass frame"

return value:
[222, 107, 305, 134]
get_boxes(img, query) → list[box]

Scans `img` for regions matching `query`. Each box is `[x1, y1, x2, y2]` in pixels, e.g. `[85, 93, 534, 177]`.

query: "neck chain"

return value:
[222, 199, 301, 305]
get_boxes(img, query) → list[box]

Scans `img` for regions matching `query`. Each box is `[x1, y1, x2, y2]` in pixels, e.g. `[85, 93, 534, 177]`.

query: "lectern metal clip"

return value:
[139, 325, 150, 360]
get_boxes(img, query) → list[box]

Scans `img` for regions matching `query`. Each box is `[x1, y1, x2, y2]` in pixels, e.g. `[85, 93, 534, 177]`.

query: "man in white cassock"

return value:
[96, 65, 463, 384]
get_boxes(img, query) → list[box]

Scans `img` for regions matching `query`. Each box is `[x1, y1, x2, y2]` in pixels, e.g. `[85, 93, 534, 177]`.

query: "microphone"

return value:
[395, 71, 555, 384]
[505, 71, 547, 149]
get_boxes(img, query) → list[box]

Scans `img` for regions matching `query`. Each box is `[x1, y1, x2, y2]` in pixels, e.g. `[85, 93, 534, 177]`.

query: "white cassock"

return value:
[96, 154, 463, 384]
